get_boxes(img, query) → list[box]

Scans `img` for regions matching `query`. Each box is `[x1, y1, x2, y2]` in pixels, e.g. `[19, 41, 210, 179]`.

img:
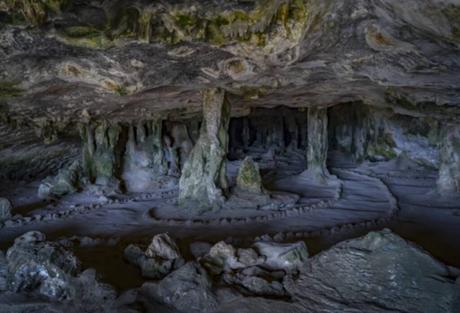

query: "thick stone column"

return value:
[305, 107, 330, 179]
[178, 88, 230, 209]
[437, 126, 460, 194]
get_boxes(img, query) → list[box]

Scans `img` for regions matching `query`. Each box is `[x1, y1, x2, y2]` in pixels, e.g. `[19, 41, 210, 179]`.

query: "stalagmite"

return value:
[305, 107, 330, 180]
[178, 88, 230, 209]
[236, 157, 264, 194]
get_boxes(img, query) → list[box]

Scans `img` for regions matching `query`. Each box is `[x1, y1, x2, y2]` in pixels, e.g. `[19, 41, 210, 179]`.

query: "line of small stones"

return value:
[0, 189, 178, 230]
[229, 169, 401, 245]
[229, 215, 393, 246]
[353, 169, 436, 181]
[149, 199, 336, 226]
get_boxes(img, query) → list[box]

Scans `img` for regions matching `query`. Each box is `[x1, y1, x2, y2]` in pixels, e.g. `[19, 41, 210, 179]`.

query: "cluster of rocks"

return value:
[0, 229, 459, 313]
[123, 232, 307, 312]
[123, 230, 460, 313]
[201, 240, 308, 297]
[0, 231, 118, 312]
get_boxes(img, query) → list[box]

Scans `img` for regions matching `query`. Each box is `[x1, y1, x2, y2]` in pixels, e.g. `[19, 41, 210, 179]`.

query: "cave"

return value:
[0, 1, 459, 312]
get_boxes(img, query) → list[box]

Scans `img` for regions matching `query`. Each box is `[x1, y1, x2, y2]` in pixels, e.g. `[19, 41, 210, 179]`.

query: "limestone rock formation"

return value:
[437, 126, 460, 193]
[179, 88, 230, 209]
[0, 231, 122, 312]
[1, 0, 460, 311]
[0, 197, 12, 220]
[124, 233, 183, 279]
[222, 266, 287, 297]
[80, 122, 124, 191]
[236, 157, 264, 194]
[287, 229, 460, 313]
[5, 231, 80, 300]
[201, 241, 241, 274]
[200, 240, 306, 297]
[253, 241, 308, 271]
[141, 262, 219, 313]
[123, 119, 168, 192]
[38, 160, 81, 199]
[305, 107, 330, 180]
[145, 233, 181, 260]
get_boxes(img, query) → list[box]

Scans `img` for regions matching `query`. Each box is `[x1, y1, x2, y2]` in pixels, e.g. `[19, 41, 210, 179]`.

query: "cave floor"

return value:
[0, 151, 459, 291]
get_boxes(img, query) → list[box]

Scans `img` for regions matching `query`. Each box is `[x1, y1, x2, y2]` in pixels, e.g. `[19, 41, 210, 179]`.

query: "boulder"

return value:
[0, 198, 12, 220]
[38, 161, 80, 199]
[6, 231, 80, 300]
[201, 241, 239, 274]
[124, 244, 175, 279]
[253, 241, 308, 271]
[287, 229, 460, 313]
[141, 262, 218, 313]
[124, 233, 183, 279]
[145, 233, 180, 260]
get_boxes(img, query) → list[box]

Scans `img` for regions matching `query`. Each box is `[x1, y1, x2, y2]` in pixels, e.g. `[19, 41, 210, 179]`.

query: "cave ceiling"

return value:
[0, 0, 459, 124]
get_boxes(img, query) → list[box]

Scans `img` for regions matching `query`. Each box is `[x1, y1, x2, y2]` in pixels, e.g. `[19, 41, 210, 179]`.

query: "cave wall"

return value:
[437, 125, 460, 193]
[328, 103, 441, 167]
[229, 107, 308, 158]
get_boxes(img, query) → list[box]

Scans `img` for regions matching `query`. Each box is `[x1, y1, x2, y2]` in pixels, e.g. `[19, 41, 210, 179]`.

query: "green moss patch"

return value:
[0, 82, 23, 98]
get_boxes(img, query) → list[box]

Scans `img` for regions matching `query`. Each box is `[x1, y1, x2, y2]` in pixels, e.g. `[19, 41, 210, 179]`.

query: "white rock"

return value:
[253, 241, 308, 271]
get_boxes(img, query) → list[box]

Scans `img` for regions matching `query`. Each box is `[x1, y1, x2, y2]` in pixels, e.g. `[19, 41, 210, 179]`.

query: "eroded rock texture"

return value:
[80, 122, 125, 191]
[236, 157, 264, 194]
[38, 160, 81, 199]
[0, 197, 11, 220]
[124, 233, 184, 279]
[179, 88, 230, 209]
[0, 231, 118, 313]
[123, 119, 168, 192]
[288, 230, 460, 313]
[437, 126, 460, 193]
[141, 262, 219, 313]
[305, 107, 329, 179]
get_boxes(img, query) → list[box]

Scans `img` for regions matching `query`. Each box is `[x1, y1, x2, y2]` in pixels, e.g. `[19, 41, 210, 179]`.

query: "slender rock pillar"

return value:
[178, 88, 230, 209]
[305, 107, 330, 180]
[437, 126, 460, 194]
